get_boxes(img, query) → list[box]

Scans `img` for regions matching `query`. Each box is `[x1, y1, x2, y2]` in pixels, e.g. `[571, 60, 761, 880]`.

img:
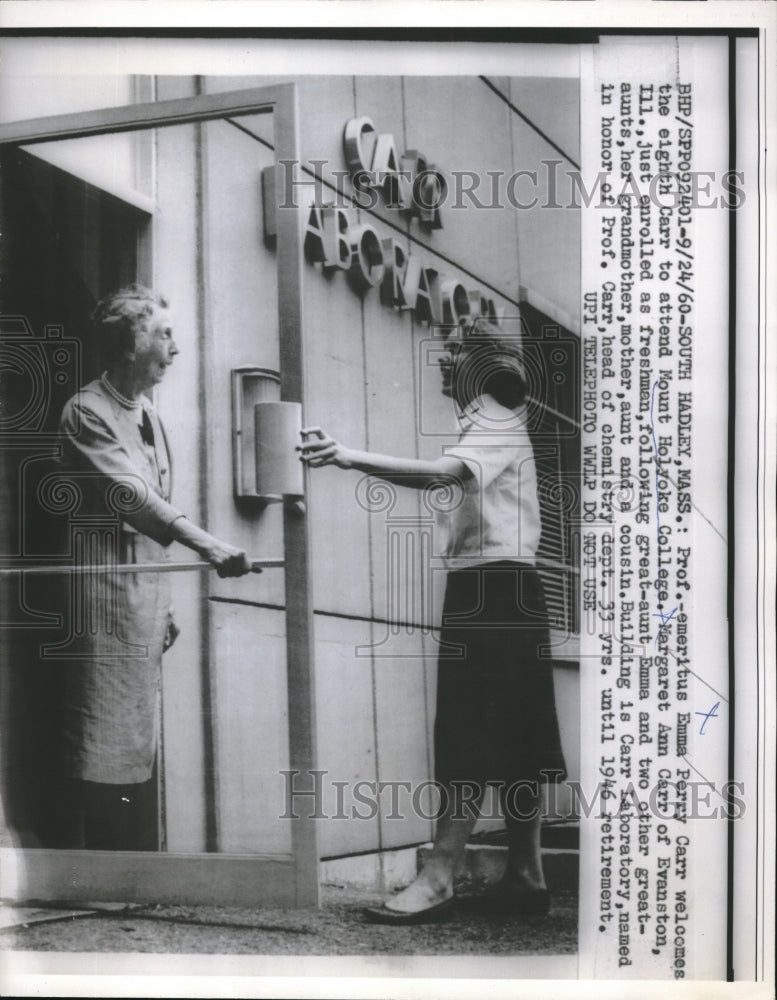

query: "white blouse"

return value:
[437, 394, 542, 569]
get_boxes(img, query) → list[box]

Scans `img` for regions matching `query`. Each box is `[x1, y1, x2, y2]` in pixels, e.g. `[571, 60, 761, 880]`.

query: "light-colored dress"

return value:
[56, 378, 183, 784]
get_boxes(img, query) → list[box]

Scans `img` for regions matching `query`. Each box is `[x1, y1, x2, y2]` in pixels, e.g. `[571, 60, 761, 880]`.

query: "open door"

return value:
[0, 84, 319, 907]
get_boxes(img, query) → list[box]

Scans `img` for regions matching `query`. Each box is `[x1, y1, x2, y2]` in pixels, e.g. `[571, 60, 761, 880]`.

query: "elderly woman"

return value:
[57, 284, 249, 850]
[300, 319, 566, 923]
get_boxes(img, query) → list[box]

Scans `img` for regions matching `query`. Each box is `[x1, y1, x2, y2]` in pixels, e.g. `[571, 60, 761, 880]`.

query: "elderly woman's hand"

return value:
[298, 427, 354, 469]
[163, 609, 181, 651]
[205, 541, 252, 578]
[169, 518, 252, 576]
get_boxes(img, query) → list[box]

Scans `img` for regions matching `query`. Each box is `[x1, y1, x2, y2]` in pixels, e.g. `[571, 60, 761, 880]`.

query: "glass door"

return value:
[0, 84, 319, 907]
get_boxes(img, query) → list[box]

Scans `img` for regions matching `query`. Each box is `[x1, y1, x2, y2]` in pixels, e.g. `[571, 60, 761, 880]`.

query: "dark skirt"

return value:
[434, 561, 567, 793]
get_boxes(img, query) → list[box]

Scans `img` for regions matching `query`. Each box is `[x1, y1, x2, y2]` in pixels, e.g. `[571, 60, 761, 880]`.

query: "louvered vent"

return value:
[519, 302, 580, 638]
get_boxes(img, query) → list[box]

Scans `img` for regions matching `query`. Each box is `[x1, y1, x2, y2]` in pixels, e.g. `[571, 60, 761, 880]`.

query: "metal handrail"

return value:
[0, 558, 282, 577]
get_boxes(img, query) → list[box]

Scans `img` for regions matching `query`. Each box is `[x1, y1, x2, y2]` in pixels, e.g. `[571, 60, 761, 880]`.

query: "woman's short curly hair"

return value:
[92, 285, 169, 363]
[452, 317, 529, 410]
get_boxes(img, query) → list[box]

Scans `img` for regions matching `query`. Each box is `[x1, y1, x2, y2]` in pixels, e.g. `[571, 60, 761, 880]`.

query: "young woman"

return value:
[299, 319, 566, 923]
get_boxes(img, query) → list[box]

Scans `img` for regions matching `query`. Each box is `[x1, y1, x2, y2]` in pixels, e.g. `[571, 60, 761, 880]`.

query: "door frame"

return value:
[0, 83, 319, 907]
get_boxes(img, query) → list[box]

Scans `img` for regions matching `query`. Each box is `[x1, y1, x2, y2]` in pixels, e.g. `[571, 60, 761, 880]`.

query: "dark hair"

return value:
[451, 318, 528, 410]
[92, 285, 169, 363]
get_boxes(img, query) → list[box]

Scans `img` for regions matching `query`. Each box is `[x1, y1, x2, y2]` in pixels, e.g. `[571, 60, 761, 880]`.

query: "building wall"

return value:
[1, 71, 581, 858]
[161, 74, 582, 856]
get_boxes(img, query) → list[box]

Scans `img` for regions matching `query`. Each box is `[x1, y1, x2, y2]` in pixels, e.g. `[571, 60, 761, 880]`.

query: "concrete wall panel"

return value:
[314, 614, 380, 857]
[204, 75, 358, 196]
[210, 603, 292, 854]
[160, 572, 208, 852]
[509, 78, 581, 328]
[302, 186, 373, 617]
[201, 116, 286, 608]
[373, 633, 435, 848]
[509, 77, 581, 167]
[402, 77, 519, 305]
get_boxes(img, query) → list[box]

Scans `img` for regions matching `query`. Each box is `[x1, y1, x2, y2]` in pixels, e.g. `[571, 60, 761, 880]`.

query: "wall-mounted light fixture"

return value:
[231, 366, 304, 503]
[231, 366, 280, 501]
[254, 400, 303, 499]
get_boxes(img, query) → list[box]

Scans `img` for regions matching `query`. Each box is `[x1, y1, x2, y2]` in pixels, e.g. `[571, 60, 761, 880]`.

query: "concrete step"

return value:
[473, 820, 580, 851]
[322, 842, 578, 894]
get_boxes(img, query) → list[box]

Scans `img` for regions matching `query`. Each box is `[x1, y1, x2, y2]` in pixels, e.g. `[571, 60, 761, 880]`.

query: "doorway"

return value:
[0, 84, 318, 907]
[0, 147, 155, 849]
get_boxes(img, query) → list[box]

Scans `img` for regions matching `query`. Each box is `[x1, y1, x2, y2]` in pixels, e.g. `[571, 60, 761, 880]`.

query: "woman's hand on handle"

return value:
[298, 427, 353, 469]
[298, 425, 472, 489]
[169, 516, 252, 577]
[203, 540, 252, 578]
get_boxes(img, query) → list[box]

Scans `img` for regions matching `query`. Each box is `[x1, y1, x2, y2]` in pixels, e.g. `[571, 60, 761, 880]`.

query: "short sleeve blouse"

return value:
[436, 394, 542, 569]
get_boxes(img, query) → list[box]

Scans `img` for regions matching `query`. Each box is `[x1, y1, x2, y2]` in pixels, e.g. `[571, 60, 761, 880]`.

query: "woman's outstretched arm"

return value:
[298, 426, 472, 491]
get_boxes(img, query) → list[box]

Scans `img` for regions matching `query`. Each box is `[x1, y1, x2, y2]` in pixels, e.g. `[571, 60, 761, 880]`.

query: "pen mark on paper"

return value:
[695, 701, 720, 736]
